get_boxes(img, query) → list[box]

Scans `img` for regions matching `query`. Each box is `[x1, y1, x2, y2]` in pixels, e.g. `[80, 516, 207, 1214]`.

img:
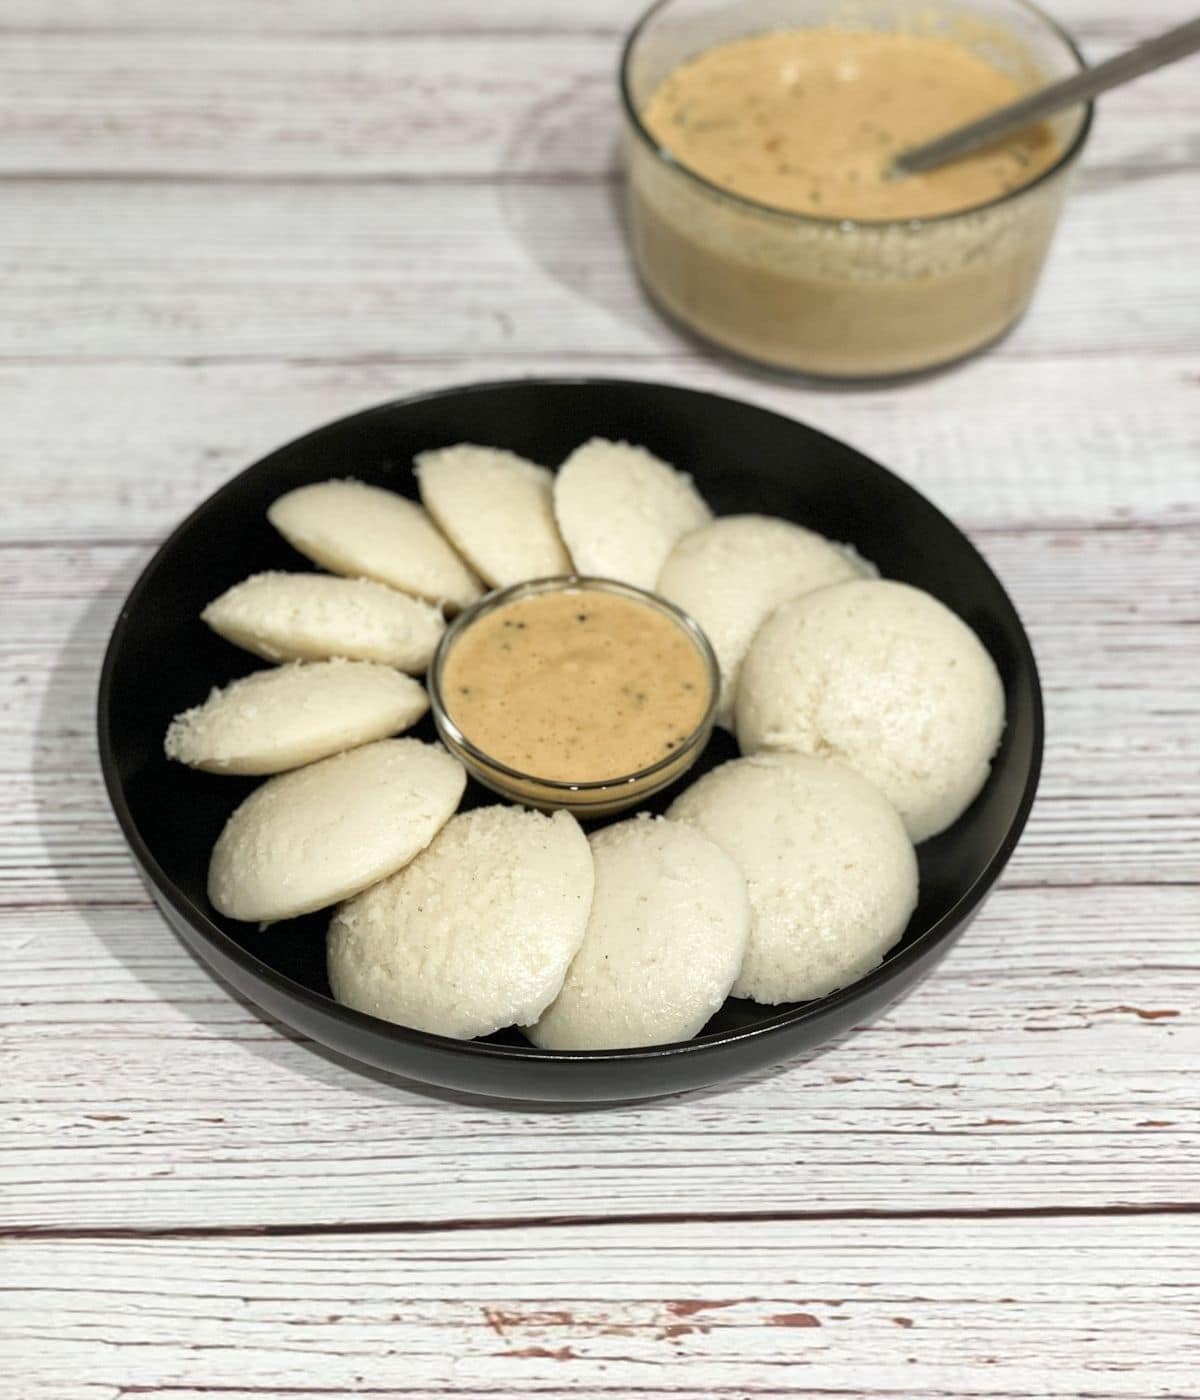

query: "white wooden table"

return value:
[4, 2, 1198, 1395]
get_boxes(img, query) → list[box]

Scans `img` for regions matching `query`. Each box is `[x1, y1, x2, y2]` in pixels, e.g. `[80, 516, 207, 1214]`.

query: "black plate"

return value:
[98, 379, 1042, 1103]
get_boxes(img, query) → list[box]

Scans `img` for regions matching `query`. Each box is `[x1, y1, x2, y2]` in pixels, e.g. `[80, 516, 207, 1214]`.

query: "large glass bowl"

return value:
[622, 0, 1092, 377]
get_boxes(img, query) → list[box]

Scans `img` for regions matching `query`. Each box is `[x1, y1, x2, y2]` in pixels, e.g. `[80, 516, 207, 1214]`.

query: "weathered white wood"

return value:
[0, 33, 621, 177]
[1, 357, 1198, 542]
[1, 0, 1197, 1393]
[0, 0, 650, 36]
[0, 29, 1193, 177]
[6, 1218, 1198, 1400]
[0, 0, 1184, 39]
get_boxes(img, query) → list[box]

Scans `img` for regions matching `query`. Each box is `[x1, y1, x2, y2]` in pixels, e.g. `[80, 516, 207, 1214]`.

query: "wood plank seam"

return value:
[7, 1201, 1200, 1242]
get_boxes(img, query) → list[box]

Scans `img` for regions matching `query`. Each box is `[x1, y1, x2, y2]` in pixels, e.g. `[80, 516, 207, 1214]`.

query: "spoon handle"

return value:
[894, 15, 1200, 175]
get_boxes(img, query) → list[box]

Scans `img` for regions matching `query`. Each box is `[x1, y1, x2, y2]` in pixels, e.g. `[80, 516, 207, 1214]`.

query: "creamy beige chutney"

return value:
[628, 23, 1078, 376]
[642, 29, 1057, 222]
[442, 588, 711, 783]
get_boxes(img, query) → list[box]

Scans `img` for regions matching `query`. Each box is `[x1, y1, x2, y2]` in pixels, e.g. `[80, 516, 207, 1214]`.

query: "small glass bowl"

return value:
[428, 576, 719, 818]
[621, 0, 1093, 378]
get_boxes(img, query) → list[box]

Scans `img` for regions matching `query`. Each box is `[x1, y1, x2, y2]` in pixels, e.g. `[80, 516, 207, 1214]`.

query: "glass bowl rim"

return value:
[619, 0, 1095, 231]
[428, 574, 721, 795]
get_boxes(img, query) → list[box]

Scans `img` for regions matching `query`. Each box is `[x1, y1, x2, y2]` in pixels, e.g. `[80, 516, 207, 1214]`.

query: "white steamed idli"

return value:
[414, 444, 571, 587]
[268, 479, 482, 611]
[328, 806, 593, 1040]
[201, 571, 445, 673]
[657, 514, 873, 728]
[528, 815, 750, 1051]
[553, 438, 712, 590]
[669, 753, 918, 1005]
[164, 660, 429, 776]
[736, 579, 1006, 842]
[208, 738, 465, 923]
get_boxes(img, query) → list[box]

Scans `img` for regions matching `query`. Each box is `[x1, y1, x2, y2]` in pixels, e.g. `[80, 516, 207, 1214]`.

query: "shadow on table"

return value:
[497, 81, 643, 329]
[36, 565, 863, 1118]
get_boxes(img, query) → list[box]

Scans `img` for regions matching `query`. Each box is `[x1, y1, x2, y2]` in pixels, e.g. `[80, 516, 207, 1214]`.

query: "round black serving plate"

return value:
[98, 379, 1042, 1104]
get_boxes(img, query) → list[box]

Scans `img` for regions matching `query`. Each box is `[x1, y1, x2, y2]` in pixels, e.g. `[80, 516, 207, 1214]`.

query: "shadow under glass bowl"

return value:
[98, 378, 1043, 1104]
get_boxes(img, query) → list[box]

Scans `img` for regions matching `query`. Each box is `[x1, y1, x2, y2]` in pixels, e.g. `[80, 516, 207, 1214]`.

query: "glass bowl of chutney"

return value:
[621, 0, 1093, 377]
[429, 576, 720, 817]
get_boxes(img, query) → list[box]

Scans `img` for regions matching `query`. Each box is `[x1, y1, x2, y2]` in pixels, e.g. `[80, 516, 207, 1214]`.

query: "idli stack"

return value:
[736, 578, 1005, 841]
[657, 514, 873, 728]
[268, 479, 482, 611]
[528, 816, 750, 1050]
[669, 753, 918, 1004]
[208, 738, 465, 923]
[202, 572, 445, 672]
[554, 439, 712, 590]
[328, 806, 593, 1039]
[415, 444, 571, 586]
[164, 660, 428, 776]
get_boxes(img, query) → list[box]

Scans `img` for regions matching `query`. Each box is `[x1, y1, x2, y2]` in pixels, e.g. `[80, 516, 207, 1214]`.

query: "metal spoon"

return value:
[892, 15, 1200, 177]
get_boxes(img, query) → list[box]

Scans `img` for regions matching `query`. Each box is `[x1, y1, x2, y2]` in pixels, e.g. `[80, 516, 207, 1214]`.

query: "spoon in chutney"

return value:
[892, 15, 1200, 177]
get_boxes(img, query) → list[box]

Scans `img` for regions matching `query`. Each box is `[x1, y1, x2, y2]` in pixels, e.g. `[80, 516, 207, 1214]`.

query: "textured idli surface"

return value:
[554, 439, 712, 590]
[202, 571, 445, 672]
[165, 660, 428, 776]
[657, 514, 873, 728]
[268, 479, 482, 610]
[208, 738, 465, 923]
[736, 579, 1006, 842]
[528, 816, 750, 1051]
[669, 753, 917, 1004]
[328, 806, 593, 1040]
[415, 444, 571, 587]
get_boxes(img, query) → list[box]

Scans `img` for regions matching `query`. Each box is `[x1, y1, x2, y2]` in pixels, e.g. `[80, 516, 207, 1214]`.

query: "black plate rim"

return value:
[97, 375, 1044, 1065]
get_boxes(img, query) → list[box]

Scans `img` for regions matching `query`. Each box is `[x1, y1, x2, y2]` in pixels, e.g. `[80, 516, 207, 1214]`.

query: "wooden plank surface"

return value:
[2, 0, 1198, 1395]
[0, 0, 652, 36]
[7, 1218, 1199, 1400]
[0, 0, 1186, 37]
